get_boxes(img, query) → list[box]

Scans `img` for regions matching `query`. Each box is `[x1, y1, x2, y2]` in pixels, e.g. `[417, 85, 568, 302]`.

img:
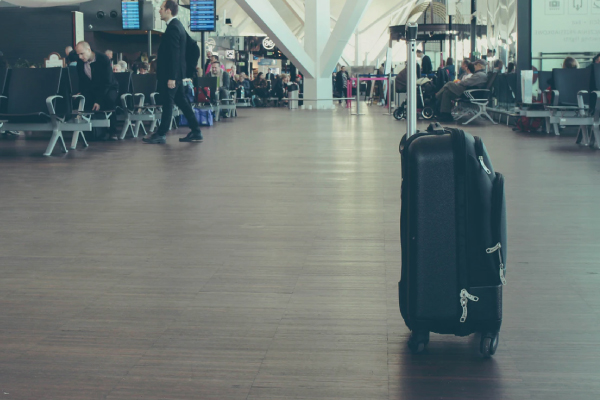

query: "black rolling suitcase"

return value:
[398, 23, 507, 357]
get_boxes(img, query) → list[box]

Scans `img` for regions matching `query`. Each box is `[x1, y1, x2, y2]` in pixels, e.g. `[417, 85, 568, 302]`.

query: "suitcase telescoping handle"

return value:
[406, 22, 418, 138]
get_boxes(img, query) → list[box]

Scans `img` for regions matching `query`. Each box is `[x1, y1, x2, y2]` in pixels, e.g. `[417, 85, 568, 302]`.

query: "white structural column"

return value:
[304, 0, 331, 109]
[319, 0, 373, 77]
[235, 0, 315, 78]
[236, 0, 371, 110]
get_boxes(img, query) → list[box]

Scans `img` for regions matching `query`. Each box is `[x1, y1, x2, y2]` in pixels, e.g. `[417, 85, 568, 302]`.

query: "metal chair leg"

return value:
[482, 108, 498, 125]
[133, 121, 143, 138]
[70, 131, 81, 150]
[119, 119, 134, 140]
[591, 124, 600, 149]
[576, 126, 590, 145]
[44, 130, 68, 156]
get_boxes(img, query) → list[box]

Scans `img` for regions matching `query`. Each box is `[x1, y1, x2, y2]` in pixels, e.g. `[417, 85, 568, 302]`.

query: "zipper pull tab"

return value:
[487, 243, 507, 285]
[479, 156, 492, 174]
[459, 289, 479, 323]
[486, 242, 501, 254]
[499, 264, 507, 285]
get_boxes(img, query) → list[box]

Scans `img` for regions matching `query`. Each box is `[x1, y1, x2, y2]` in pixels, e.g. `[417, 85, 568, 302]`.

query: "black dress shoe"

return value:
[142, 134, 166, 144]
[179, 131, 203, 142]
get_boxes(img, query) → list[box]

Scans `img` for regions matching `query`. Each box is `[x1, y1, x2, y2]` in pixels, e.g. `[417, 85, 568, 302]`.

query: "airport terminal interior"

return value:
[1, 0, 600, 399]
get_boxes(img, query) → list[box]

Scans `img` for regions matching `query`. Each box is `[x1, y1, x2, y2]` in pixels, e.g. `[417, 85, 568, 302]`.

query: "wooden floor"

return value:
[1, 106, 600, 399]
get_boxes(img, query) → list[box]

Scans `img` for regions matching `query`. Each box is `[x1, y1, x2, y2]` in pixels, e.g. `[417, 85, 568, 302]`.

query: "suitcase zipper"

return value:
[478, 156, 491, 175]
[486, 242, 507, 285]
[474, 137, 492, 175]
[459, 289, 479, 323]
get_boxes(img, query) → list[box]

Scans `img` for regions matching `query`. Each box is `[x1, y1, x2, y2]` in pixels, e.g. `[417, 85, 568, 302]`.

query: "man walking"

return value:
[144, 0, 202, 144]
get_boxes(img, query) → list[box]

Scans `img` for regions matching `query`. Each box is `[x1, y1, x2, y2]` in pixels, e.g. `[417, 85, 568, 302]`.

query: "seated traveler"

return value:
[461, 62, 475, 81]
[457, 59, 469, 80]
[507, 62, 515, 74]
[395, 63, 422, 93]
[208, 61, 231, 102]
[563, 57, 578, 69]
[492, 59, 504, 73]
[272, 74, 286, 103]
[138, 62, 150, 74]
[253, 72, 268, 103]
[435, 59, 488, 122]
[75, 41, 119, 140]
[238, 74, 251, 96]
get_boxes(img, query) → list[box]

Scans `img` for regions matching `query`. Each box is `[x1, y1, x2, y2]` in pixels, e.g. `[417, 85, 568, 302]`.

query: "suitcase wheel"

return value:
[480, 332, 499, 358]
[408, 330, 430, 354]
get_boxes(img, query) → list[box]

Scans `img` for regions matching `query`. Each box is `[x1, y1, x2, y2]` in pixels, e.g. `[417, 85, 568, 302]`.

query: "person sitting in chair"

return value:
[395, 63, 422, 93]
[75, 41, 119, 140]
[435, 59, 488, 122]
[208, 61, 231, 103]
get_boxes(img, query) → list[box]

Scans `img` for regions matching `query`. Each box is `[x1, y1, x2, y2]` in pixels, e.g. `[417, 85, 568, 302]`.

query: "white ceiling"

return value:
[213, 0, 424, 65]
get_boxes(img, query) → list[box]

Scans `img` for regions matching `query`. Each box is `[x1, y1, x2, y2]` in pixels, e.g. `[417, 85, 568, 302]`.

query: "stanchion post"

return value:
[388, 72, 392, 115]
[353, 76, 361, 115]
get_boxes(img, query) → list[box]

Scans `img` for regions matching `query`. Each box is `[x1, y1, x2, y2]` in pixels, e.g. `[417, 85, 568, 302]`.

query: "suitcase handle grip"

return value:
[426, 122, 445, 134]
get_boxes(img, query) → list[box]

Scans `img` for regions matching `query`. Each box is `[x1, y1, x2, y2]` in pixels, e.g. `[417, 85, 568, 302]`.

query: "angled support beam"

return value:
[282, 0, 305, 24]
[358, 2, 412, 34]
[235, 0, 315, 78]
[320, 0, 373, 77]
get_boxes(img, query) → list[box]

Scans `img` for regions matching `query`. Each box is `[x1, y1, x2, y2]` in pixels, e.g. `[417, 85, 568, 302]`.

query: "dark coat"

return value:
[157, 18, 187, 83]
[67, 51, 79, 64]
[76, 51, 119, 105]
[335, 70, 348, 92]
[240, 79, 251, 92]
[444, 64, 456, 81]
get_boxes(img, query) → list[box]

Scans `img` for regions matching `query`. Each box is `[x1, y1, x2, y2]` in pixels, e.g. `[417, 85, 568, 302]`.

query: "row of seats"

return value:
[0, 68, 237, 156]
[542, 64, 600, 148]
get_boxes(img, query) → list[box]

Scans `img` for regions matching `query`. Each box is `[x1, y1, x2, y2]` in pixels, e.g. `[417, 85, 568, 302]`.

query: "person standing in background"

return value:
[335, 66, 349, 104]
[143, 0, 203, 144]
[444, 58, 456, 81]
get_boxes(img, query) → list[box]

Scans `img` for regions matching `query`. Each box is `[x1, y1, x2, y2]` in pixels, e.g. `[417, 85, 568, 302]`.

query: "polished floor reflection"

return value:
[1, 107, 599, 399]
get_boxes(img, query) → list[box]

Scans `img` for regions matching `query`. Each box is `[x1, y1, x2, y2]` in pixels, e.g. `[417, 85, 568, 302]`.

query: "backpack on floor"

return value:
[196, 87, 211, 104]
[515, 116, 543, 133]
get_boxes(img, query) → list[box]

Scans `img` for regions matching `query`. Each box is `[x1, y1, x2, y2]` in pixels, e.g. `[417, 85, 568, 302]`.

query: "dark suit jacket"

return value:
[67, 51, 79, 64]
[157, 18, 187, 83]
[76, 51, 119, 105]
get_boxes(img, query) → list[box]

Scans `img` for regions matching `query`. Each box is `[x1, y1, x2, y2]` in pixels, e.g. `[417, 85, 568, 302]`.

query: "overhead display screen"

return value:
[190, 0, 216, 32]
[122, 0, 140, 30]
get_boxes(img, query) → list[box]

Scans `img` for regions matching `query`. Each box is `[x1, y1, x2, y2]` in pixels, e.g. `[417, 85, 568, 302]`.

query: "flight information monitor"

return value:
[190, 0, 216, 32]
[122, 0, 140, 30]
